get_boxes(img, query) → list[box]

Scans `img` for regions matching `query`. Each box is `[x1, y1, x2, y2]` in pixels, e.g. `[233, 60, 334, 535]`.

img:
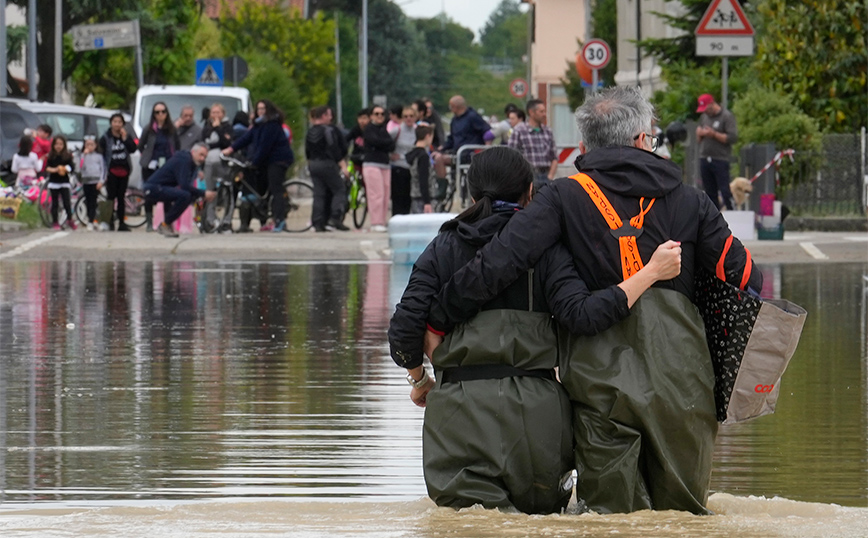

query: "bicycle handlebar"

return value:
[220, 154, 254, 169]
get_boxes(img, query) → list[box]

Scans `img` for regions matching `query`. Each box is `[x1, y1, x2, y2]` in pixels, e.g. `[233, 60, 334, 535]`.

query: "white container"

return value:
[721, 210, 756, 241]
[388, 213, 456, 265]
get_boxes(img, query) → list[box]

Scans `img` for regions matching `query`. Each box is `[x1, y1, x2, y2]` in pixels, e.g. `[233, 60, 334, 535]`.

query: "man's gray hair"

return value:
[575, 86, 656, 151]
[191, 142, 208, 153]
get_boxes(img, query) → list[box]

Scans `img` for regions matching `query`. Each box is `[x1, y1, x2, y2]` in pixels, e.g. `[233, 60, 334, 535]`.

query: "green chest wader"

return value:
[423, 271, 574, 515]
[561, 173, 719, 515]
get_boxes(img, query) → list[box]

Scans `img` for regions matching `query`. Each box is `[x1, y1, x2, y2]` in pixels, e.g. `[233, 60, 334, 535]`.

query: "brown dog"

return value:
[729, 177, 753, 209]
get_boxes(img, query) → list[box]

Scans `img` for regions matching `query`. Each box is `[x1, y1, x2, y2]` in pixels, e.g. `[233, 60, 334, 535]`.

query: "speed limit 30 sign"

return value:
[509, 78, 528, 99]
[581, 39, 611, 70]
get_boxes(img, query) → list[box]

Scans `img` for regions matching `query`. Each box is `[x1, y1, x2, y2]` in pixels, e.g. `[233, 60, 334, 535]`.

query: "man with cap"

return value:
[696, 93, 738, 210]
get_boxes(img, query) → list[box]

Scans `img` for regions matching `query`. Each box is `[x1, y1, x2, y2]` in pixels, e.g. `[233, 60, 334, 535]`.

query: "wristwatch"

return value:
[407, 370, 430, 389]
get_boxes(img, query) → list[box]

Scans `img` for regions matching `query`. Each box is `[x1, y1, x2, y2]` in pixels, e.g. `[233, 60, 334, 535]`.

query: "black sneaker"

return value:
[327, 219, 350, 231]
[117, 223, 131, 232]
[314, 225, 330, 232]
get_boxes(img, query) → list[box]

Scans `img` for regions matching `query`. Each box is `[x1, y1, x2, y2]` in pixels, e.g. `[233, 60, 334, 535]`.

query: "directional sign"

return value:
[196, 59, 224, 86]
[695, 0, 755, 56]
[581, 39, 611, 70]
[71, 21, 138, 52]
[509, 78, 528, 99]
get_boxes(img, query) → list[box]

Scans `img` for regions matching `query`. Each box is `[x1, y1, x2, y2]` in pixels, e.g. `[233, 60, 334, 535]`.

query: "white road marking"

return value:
[844, 235, 868, 242]
[799, 242, 829, 260]
[0, 232, 69, 260]
[360, 240, 383, 260]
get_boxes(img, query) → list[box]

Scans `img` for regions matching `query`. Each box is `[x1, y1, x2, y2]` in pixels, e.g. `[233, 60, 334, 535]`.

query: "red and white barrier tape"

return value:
[749, 149, 795, 183]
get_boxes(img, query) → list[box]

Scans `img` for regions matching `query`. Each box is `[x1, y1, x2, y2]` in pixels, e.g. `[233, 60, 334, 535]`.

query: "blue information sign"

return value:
[195, 59, 224, 86]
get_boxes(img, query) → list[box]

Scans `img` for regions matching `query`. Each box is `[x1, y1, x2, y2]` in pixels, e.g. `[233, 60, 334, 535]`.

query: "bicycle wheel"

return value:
[283, 180, 314, 232]
[352, 184, 367, 229]
[213, 184, 235, 232]
[73, 191, 105, 226]
[122, 189, 148, 228]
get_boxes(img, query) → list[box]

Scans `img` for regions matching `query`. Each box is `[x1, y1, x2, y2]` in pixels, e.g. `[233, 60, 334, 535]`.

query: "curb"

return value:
[785, 216, 868, 232]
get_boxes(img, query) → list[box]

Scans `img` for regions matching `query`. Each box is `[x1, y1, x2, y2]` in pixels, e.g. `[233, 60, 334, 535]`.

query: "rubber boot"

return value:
[145, 211, 154, 233]
[237, 204, 252, 233]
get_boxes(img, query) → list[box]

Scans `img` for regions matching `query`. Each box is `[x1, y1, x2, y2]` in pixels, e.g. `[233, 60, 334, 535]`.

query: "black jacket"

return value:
[201, 120, 233, 151]
[305, 124, 348, 163]
[388, 210, 630, 369]
[231, 115, 294, 168]
[142, 150, 205, 199]
[362, 122, 395, 165]
[428, 146, 762, 332]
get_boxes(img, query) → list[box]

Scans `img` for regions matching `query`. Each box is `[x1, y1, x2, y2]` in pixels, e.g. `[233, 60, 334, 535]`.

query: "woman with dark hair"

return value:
[362, 105, 395, 232]
[388, 146, 681, 514]
[224, 99, 295, 232]
[139, 101, 181, 230]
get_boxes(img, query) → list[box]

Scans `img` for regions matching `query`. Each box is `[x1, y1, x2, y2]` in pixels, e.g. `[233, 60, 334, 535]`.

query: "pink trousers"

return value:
[363, 165, 391, 226]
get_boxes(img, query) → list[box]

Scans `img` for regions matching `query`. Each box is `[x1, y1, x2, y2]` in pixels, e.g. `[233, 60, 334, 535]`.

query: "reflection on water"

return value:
[0, 260, 866, 536]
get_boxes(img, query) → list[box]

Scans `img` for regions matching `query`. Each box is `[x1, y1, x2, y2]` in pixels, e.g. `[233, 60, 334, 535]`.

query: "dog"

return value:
[729, 177, 753, 210]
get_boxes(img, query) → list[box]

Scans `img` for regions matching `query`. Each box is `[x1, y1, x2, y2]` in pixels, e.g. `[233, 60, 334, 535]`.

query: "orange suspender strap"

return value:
[716, 233, 754, 290]
[570, 173, 655, 281]
[715, 234, 734, 281]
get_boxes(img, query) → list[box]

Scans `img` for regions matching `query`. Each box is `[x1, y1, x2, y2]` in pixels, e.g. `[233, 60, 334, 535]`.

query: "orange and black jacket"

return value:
[428, 145, 762, 333]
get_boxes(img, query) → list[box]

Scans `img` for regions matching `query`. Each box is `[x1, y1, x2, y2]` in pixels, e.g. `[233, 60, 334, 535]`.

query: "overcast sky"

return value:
[399, 0, 511, 40]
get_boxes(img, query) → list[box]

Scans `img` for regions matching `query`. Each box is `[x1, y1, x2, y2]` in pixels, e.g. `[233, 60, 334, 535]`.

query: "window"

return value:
[37, 113, 86, 141]
[139, 95, 243, 132]
[1, 111, 29, 138]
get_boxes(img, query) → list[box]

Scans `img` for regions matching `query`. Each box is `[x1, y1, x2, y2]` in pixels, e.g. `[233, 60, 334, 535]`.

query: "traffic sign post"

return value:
[196, 59, 224, 87]
[695, 0, 755, 109]
[581, 39, 611, 94]
[70, 19, 144, 89]
[509, 78, 528, 99]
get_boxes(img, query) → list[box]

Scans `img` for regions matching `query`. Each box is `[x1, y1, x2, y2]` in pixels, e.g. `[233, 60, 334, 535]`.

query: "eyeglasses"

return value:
[633, 133, 660, 152]
[371, 111, 384, 116]
[154, 109, 167, 114]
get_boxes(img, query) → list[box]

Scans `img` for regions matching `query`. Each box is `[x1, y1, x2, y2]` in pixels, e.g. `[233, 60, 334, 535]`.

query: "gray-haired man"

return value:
[427, 86, 761, 515]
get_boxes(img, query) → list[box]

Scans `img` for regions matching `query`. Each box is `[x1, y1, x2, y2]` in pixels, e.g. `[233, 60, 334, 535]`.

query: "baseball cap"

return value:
[696, 94, 714, 113]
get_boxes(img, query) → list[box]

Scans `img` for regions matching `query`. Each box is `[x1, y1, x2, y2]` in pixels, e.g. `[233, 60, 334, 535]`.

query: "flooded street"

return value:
[1, 260, 866, 537]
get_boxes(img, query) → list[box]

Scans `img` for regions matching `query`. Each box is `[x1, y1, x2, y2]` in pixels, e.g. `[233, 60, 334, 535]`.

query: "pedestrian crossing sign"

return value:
[196, 59, 224, 86]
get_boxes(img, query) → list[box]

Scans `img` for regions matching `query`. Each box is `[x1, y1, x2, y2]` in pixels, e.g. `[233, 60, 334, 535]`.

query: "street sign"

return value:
[71, 21, 138, 52]
[196, 59, 224, 86]
[581, 39, 611, 70]
[509, 78, 528, 99]
[223, 55, 249, 85]
[695, 0, 755, 56]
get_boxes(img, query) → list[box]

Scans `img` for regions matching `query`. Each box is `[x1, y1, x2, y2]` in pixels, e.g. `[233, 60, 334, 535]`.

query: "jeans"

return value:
[144, 184, 193, 226]
[700, 157, 734, 210]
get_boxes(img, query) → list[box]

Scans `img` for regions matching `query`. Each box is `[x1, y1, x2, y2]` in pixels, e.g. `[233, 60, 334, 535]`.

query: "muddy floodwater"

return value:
[0, 260, 866, 537]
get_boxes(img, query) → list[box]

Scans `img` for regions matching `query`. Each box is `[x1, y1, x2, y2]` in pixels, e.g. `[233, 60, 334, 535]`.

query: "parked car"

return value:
[0, 100, 42, 184]
[133, 85, 252, 139]
[0, 98, 143, 188]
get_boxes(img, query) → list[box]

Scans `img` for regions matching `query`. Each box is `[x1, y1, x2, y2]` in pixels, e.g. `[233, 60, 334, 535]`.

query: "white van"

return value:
[133, 85, 252, 138]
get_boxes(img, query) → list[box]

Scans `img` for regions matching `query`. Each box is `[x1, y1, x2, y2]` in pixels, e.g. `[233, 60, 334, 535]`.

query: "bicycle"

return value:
[221, 155, 314, 233]
[72, 187, 148, 229]
[192, 174, 235, 234]
[346, 160, 367, 229]
[434, 145, 490, 213]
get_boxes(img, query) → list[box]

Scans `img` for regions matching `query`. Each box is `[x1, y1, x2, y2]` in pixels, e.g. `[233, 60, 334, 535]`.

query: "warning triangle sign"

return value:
[198, 65, 222, 85]
[695, 0, 754, 36]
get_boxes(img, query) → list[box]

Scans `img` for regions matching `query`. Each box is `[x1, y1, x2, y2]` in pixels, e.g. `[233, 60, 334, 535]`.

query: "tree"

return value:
[365, 0, 430, 106]
[242, 51, 305, 159]
[731, 85, 823, 190]
[413, 15, 477, 107]
[220, 0, 335, 109]
[754, 0, 867, 133]
[479, 0, 527, 61]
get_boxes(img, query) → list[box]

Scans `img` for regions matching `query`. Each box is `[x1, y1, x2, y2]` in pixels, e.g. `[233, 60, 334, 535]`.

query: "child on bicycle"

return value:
[405, 125, 435, 214]
[80, 136, 105, 231]
[44, 135, 76, 230]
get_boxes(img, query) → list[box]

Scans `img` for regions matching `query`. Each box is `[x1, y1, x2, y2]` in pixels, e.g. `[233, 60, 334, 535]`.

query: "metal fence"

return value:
[780, 133, 866, 216]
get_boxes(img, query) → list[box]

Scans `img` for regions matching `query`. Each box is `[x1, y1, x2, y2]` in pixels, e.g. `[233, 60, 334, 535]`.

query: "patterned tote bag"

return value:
[694, 269, 807, 424]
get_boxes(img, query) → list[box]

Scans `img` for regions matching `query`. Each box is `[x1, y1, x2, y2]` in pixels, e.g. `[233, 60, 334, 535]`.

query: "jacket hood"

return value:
[574, 146, 683, 198]
[454, 211, 513, 247]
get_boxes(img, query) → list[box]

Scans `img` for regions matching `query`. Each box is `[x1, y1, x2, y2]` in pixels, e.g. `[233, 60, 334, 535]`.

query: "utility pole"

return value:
[335, 11, 342, 126]
[54, 0, 62, 102]
[1, 0, 7, 97]
[361, 0, 368, 107]
[27, 0, 37, 101]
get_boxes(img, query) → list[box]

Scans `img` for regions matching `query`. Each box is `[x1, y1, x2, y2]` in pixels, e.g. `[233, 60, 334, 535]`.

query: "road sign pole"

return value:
[134, 19, 144, 89]
[591, 68, 598, 95]
[27, 0, 37, 101]
[722, 57, 728, 110]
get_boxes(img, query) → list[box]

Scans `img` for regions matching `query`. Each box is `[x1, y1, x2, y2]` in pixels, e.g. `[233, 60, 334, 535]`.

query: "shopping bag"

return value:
[97, 199, 114, 224]
[694, 269, 807, 424]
